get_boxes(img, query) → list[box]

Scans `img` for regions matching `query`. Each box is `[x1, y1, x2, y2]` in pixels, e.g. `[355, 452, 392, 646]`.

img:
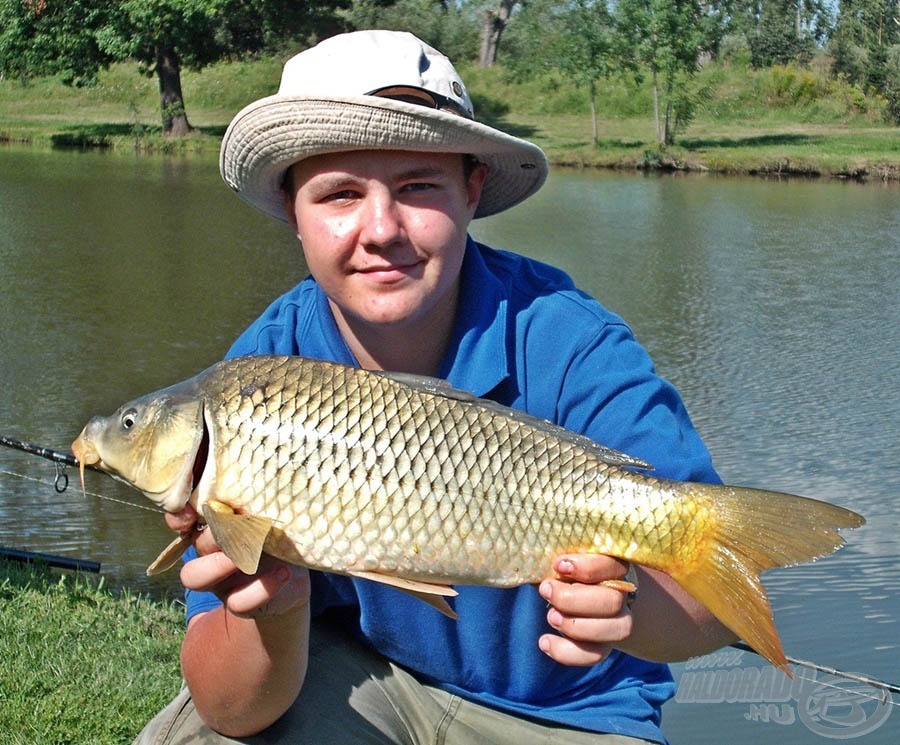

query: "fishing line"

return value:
[730, 643, 900, 704]
[0, 465, 163, 513]
[0, 434, 162, 514]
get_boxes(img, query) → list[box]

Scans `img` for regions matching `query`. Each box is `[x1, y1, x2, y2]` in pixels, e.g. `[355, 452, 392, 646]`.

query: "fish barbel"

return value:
[72, 355, 864, 669]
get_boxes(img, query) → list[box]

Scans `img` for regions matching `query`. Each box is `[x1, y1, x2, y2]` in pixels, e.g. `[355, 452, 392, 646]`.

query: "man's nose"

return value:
[359, 191, 404, 247]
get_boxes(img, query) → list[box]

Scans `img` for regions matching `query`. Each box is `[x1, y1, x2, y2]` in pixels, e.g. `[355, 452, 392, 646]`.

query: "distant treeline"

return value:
[1, 0, 897, 139]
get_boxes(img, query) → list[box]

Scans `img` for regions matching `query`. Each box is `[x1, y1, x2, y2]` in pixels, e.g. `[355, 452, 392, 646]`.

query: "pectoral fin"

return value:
[201, 499, 274, 575]
[146, 530, 198, 576]
[347, 570, 459, 619]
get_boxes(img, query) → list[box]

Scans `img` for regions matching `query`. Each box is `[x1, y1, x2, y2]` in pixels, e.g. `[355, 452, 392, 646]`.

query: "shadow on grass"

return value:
[51, 123, 150, 148]
[549, 133, 829, 153]
[50, 122, 226, 149]
[479, 116, 541, 140]
[678, 132, 825, 150]
[197, 124, 227, 138]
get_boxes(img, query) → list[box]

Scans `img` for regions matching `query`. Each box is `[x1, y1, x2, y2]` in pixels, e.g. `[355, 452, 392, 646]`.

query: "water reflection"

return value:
[1, 150, 898, 741]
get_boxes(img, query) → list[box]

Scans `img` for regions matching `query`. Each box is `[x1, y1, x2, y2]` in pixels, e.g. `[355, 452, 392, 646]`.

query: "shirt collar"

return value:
[437, 238, 510, 397]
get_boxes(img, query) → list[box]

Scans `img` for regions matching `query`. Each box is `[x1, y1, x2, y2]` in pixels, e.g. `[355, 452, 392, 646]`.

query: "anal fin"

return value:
[348, 570, 459, 619]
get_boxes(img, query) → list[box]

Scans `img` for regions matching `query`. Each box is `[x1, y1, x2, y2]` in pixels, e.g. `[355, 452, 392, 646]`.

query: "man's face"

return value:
[284, 150, 486, 334]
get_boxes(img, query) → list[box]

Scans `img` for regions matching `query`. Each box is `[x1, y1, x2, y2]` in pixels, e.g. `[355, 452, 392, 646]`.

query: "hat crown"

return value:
[220, 30, 548, 223]
[278, 30, 474, 118]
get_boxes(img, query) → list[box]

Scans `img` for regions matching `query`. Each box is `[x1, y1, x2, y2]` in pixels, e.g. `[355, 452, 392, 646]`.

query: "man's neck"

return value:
[328, 290, 458, 376]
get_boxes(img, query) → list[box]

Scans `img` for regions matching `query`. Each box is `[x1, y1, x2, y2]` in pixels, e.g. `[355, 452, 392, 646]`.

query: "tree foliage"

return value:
[0, 0, 120, 86]
[339, 0, 479, 61]
[2, 0, 898, 135]
[830, 0, 900, 121]
[0, 0, 348, 135]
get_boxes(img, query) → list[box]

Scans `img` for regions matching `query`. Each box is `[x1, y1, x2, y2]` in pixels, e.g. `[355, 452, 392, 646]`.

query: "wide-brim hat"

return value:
[220, 30, 548, 222]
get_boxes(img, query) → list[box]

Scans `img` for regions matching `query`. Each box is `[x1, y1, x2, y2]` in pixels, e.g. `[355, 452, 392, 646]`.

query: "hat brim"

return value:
[219, 94, 548, 222]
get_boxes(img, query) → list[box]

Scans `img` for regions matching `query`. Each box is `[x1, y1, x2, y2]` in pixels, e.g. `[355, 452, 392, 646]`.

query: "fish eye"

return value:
[121, 408, 138, 429]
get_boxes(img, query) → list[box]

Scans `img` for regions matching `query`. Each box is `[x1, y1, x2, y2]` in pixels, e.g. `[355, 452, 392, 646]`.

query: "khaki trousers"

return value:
[133, 622, 654, 745]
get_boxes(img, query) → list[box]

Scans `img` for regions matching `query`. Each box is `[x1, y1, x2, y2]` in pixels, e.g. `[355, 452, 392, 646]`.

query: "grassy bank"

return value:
[1, 56, 898, 180]
[0, 560, 182, 744]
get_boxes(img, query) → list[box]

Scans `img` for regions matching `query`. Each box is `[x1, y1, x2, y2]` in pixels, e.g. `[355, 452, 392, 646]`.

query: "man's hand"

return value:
[538, 554, 634, 666]
[166, 504, 310, 620]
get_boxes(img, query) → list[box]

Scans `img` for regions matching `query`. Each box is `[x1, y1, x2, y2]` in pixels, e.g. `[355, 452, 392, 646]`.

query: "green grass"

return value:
[0, 560, 183, 744]
[459, 62, 898, 178]
[0, 54, 897, 175]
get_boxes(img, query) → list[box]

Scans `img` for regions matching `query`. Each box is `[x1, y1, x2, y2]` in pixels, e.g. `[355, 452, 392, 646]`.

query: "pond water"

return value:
[0, 148, 897, 743]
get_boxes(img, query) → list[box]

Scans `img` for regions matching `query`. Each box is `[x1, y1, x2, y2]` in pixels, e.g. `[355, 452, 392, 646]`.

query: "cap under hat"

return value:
[219, 30, 548, 222]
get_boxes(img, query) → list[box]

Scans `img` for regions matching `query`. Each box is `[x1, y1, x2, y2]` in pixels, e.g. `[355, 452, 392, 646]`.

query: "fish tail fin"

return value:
[665, 484, 864, 671]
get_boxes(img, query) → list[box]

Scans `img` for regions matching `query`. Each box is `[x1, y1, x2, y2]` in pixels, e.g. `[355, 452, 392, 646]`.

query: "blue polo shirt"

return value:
[186, 239, 719, 742]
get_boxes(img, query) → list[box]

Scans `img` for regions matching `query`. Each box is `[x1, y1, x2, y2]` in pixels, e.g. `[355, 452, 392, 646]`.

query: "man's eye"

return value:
[401, 182, 436, 193]
[323, 189, 357, 201]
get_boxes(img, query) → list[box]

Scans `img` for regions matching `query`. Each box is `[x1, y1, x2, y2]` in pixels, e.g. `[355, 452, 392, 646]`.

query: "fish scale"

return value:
[72, 354, 865, 670]
[219, 358, 587, 579]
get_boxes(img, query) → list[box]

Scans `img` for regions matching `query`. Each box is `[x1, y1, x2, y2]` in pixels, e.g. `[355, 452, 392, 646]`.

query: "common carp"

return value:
[72, 354, 864, 669]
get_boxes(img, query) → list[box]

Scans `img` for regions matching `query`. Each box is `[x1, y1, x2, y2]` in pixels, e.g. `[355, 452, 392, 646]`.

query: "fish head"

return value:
[72, 380, 205, 512]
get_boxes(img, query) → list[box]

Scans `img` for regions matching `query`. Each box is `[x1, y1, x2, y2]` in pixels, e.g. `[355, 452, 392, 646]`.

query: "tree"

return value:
[0, 0, 348, 136]
[479, 0, 520, 65]
[116, 0, 221, 137]
[884, 44, 900, 124]
[509, 0, 616, 145]
[614, 0, 708, 145]
[723, 0, 832, 68]
[831, 0, 900, 116]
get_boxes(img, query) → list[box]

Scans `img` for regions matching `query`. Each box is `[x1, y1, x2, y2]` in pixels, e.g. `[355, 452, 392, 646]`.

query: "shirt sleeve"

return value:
[550, 318, 719, 485]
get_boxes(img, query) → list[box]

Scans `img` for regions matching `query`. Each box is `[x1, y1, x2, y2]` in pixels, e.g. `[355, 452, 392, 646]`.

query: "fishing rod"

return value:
[0, 433, 104, 493]
[3, 434, 900, 702]
[0, 433, 159, 511]
[730, 642, 900, 704]
[0, 434, 83, 469]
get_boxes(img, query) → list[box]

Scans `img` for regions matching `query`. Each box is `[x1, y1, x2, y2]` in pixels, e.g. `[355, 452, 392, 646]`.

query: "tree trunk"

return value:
[652, 67, 662, 145]
[156, 43, 191, 137]
[664, 99, 672, 146]
[478, 0, 518, 67]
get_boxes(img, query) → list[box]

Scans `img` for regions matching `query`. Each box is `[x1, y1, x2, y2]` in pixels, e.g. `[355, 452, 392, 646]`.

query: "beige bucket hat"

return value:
[219, 30, 548, 222]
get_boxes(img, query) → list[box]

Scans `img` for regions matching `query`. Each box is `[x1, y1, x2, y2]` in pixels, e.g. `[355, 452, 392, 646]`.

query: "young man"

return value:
[136, 30, 735, 744]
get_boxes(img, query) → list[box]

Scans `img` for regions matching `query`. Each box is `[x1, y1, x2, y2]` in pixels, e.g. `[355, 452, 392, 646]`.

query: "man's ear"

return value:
[466, 160, 489, 212]
[282, 167, 300, 232]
